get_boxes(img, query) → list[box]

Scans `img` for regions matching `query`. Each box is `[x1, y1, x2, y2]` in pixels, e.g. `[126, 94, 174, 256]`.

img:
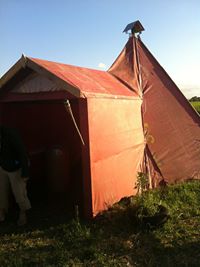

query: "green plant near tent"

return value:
[135, 172, 149, 194]
[190, 101, 200, 114]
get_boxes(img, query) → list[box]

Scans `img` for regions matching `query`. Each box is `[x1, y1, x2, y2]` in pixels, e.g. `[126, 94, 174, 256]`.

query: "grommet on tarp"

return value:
[64, 100, 85, 146]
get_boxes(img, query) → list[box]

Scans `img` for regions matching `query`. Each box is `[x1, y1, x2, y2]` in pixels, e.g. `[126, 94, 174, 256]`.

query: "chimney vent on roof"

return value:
[123, 20, 145, 37]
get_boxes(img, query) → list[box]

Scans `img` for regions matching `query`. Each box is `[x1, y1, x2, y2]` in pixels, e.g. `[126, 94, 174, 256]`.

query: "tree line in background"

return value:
[189, 96, 200, 102]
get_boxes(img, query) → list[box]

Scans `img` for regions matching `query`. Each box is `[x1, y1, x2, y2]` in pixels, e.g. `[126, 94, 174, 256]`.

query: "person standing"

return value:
[0, 126, 31, 226]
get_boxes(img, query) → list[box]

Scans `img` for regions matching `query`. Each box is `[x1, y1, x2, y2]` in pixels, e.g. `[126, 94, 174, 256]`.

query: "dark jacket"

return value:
[0, 126, 29, 177]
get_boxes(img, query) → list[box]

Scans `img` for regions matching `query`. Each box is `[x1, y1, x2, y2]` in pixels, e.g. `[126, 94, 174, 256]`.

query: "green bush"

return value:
[190, 101, 200, 114]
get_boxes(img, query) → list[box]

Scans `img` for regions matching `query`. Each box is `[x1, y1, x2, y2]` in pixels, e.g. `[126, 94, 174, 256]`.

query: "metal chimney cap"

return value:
[123, 20, 145, 34]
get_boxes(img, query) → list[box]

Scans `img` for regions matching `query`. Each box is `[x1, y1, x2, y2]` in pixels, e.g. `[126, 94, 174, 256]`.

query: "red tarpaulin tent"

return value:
[0, 32, 200, 218]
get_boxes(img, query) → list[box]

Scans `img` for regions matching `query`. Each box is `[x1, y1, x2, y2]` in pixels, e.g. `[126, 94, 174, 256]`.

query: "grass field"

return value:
[190, 101, 200, 114]
[0, 181, 200, 267]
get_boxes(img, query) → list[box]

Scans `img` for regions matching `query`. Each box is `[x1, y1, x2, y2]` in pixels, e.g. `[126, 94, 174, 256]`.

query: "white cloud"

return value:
[98, 63, 107, 69]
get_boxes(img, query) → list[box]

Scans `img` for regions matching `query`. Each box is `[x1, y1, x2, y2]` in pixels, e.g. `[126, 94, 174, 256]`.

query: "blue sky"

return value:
[0, 0, 200, 98]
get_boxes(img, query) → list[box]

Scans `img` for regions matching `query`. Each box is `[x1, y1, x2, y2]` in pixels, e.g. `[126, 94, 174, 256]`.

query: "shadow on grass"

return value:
[1, 183, 200, 267]
[0, 208, 200, 267]
[0, 201, 74, 236]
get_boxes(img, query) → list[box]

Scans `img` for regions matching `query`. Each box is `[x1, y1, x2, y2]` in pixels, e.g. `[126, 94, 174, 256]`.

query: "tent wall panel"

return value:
[87, 98, 144, 215]
[138, 40, 200, 182]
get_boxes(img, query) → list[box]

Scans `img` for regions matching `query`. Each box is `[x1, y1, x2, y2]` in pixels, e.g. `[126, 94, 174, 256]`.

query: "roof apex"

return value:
[0, 54, 28, 89]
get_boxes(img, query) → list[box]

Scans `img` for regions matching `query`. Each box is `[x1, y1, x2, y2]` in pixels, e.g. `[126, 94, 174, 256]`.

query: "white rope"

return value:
[64, 100, 85, 146]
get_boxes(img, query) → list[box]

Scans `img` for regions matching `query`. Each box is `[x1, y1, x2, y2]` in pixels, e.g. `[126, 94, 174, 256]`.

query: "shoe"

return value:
[0, 209, 5, 222]
[17, 211, 27, 226]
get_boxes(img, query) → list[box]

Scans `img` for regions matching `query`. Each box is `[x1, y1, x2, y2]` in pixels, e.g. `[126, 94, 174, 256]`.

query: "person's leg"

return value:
[8, 169, 31, 225]
[0, 167, 10, 221]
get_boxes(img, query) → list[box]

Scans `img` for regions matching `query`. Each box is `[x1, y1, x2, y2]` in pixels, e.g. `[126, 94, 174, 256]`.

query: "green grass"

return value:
[190, 101, 200, 114]
[0, 181, 200, 267]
